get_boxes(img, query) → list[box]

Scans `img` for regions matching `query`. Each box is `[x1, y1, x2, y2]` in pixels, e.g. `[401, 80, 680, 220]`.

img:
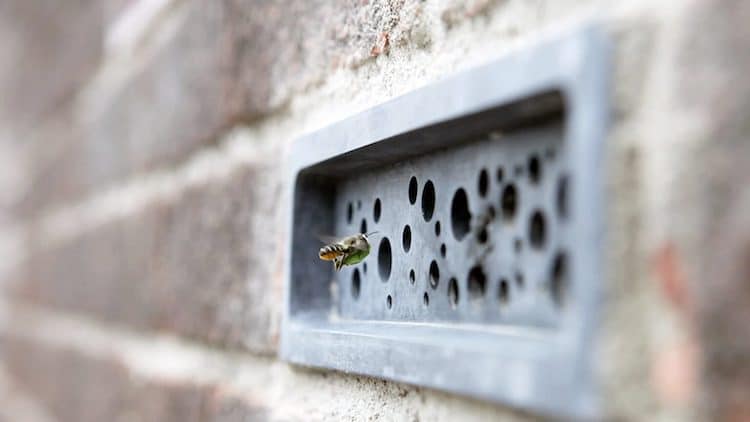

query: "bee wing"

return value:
[317, 234, 342, 244]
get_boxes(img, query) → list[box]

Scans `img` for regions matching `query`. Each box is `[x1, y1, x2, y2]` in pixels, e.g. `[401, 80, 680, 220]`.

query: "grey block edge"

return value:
[279, 21, 611, 420]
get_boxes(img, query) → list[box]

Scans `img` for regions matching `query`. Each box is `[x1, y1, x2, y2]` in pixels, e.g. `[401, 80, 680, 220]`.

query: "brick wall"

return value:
[1, 0, 749, 420]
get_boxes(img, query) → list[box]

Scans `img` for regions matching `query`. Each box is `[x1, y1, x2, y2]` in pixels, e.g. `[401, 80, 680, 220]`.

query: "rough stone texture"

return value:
[1, 336, 269, 422]
[11, 161, 282, 354]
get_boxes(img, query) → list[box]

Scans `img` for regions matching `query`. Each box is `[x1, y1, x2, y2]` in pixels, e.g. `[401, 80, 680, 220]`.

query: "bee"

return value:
[318, 232, 377, 271]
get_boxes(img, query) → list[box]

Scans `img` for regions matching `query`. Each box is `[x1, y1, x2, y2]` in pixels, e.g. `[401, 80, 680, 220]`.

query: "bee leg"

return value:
[334, 256, 344, 271]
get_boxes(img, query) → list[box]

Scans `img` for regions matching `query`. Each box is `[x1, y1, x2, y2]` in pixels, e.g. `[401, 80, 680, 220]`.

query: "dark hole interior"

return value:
[448, 278, 459, 308]
[451, 188, 471, 240]
[468, 266, 486, 300]
[501, 184, 518, 221]
[352, 268, 361, 299]
[528, 155, 541, 184]
[478, 168, 489, 197]
[498, 278, 509, 306]
[557, 175, 569, 219]
[529, 210, 546, 250]
[402, 225, 411, 252]
[373, 198, 382, 222]
[408, 176, 418, 204]
[429, 260, 440, 289]
[551, 252, 568, 308]
[421, 180, 436, 221]
[378, 238, 392, 282]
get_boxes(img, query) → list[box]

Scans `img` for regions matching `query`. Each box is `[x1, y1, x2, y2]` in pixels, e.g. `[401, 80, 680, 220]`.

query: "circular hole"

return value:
[551, 252, 569, 308]
[408, 176, 418, 205]
[496, 167, 504, 182]
[378, 238, 392, 282]
[450, 188, 471, 240]
[514, 238, 522, 253]
[360, 219, 368, 235]
[434, 221, 441, 237]
[402, 225, 412, 252]
[528, 155, 541, 184]
[448, 278, 459, 308]
[498, 278, 510, 306]
[557, 175, 569, 219]
[529, 210, 547, 250]
[357, 200, 362, 210]
[440, 243, 446, 258]
[386, 295, 393, 309]
[477, 228, 488, 244]
[501, 184, 518, 221]
[409, 269, 416, 284]
[423, 292, 429, 307]
[422, 180, 436, 221]
[468, 266, 487, 300]
[373, 198, 382, 223]
[346, 202, 353, 224]
[429, 260, 440, 289]
[478, 168, 489, 197]
[352, 269, 361, 299]
[515, 271, 525, 289]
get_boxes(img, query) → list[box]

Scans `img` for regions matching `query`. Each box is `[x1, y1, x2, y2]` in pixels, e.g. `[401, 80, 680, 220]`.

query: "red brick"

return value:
[2, 335, 269, 422]
[11, 162, 282, 354]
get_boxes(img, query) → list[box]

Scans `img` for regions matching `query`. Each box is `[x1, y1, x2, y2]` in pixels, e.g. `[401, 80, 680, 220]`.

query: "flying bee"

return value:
[318, 232, 377, 271]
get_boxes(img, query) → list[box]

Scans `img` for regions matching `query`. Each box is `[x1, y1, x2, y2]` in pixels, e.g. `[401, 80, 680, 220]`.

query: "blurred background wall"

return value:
[0, 0, 748, 420]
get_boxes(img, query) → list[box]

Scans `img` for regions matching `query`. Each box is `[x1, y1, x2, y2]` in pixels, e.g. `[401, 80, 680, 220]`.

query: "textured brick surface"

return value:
[1, 336, 268, 422]
[13, 0, 435, 217]
[12, 162, 282, 354]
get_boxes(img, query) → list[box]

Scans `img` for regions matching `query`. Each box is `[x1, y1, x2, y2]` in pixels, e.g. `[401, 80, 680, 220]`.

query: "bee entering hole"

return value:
[468, 266, 487, 300]
[501, 184, 518, 221]
[386, 295, 393, 309]
[352, 269, 361, 299]
[498, 278, 510, 306]
[373, 198, 382, 222]
[408, 176, 418, 205]
[478, 168, 489, 197]
[429, 260, 440, 289]
[529, 210, 546, 250]
[402, 225, 412, 252]
[448, 278, 459, 308]
[450, 188, 471, 241]
[360, 219, 367, 235]
[551, 252, 569, 308]
[423, 292, 429, 307]
[528, 155, 541, 184]
[422, 180, 436, 221]
[378, 238, 392, 282]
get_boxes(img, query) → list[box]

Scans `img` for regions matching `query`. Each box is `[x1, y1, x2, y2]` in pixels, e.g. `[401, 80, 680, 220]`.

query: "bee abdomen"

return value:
[319, 243, 346, 261]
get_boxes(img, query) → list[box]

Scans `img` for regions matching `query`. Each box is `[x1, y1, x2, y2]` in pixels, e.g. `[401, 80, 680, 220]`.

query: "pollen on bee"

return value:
[319, 248, 338, 261]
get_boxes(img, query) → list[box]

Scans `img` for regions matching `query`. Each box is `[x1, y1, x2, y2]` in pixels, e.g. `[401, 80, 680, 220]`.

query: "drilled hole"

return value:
[373, 198, 382, 223]
[451, 188, 471, 240]
[448, 278, 459, 308]
[440, 243, 446, 258]
[478, 168, 489, 197]
[551, 252, 569, 308]
[360, 219, 367, 235]
[477, 228, 488, 244]
[434, 221, 441, 237]
[363, 262, 367, 274]
[378, 238, 392, 282]
[352, 269, 361, 299]
[386, 295, 393, 309]
[496, 167, 504, 182]
[422, 180, 436, 221]
[346, 202, 353, 224]
[409, 269, 416, 284]
[429, 260, 440, 289]
[529, 210, 546, 250]
[557, 175, 569, 219]
[498, 278, 510, 306]
[528, 155, 541, 184]
[468, 266, 486, 300]
[402, 225, 412, 252]
[501, 184, 518, 221]
[408, 176, 418, 205]
[423, 292, 429, 307]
